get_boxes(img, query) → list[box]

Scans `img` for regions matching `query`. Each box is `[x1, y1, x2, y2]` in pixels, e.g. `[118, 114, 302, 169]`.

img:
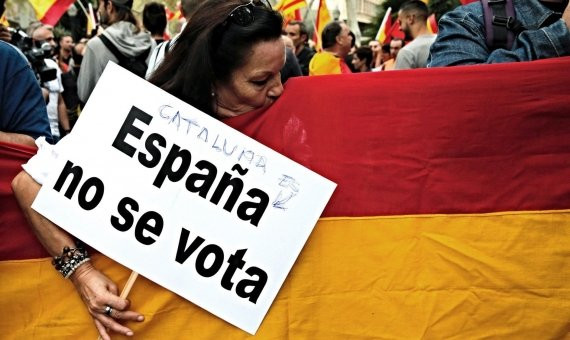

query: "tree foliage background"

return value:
[363, 0, 461, 42]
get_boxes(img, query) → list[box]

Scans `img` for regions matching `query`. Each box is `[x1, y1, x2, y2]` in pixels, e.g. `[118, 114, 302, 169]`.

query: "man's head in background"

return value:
[398, 0, 429, 40]
[285, 20, 309, 52]
[98, 0, 136, 27]
[390, 38, 404, 58]
[322, 21, 352, 58]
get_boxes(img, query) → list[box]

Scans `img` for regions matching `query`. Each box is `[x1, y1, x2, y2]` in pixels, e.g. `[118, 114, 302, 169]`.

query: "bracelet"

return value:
[52, 243, 90, 279]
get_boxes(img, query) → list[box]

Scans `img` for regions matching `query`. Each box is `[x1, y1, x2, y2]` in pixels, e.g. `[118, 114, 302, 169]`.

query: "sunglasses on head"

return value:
[226, 0, 272, 26]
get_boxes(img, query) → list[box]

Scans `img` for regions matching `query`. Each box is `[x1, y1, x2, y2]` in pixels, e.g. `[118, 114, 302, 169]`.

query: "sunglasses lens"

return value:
[229, 5, 254, 26]
[253, 0, 272, 9]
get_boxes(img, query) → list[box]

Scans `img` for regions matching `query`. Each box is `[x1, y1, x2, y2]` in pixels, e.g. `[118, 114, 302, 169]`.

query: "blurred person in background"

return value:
[368, 39, 381, 69]
[57, 34, 74, 73]
[142, 2, 167, 44]
[78, 0, 154, 102]
[30, 24, 70, 141]
[285, 20, 315, 75]
[352, 46, 373, 72]
[309, 21, 353, 75]
[146, 0, 204, 78]
[394, 0, 436, 69]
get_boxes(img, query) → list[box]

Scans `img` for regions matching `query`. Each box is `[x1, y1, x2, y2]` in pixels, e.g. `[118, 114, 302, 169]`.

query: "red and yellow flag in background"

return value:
[28, 0, 76, 26]
[427, 13, 438, 33]
[375, 7, 392, 43]
[275, 0, 306, 23]
[312, 0, 331, 50]
[0, 13, 9, 26]
[375, 7, 406, 45]
[2, 57, 570, 338]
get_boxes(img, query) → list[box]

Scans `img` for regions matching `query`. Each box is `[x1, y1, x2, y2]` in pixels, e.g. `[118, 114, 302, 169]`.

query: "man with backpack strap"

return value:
[78, 0, 154, 103]
[428, 0, 570, 66]
[145, 0, 204, 79]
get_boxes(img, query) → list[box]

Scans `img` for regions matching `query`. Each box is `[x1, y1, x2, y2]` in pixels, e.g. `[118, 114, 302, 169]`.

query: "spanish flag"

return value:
[0, 14, 9, 27]
[275, 0, 306, 22]
[375, 7, 392, 43]
[427, 13, 438, 34]
[165, 6, 182, 21]
[312, 0, 331, 50]
[29, 0, 76, 26]
[2, 57, 570, 338]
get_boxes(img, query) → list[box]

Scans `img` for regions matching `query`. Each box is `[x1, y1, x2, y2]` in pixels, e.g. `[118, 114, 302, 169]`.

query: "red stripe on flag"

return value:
[40, 0, 76, 26]
[282, 0, 306, 11]
[0, 142, 50, 261]
[5, 59, 570, 260]
[226, 57, 570, 217]
[294, 8, 302, 21]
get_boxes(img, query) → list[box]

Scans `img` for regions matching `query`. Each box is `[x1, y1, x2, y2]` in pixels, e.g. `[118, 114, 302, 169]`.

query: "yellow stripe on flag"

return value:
[275, 0, 307, 13]
[28, 0, 57, 21]
[0, 14, 8, 26]
[314, 0, 331, 50]
[375, 7, 392, 43]
[2, 211, 569, 338]
[275, 0, 307, 22]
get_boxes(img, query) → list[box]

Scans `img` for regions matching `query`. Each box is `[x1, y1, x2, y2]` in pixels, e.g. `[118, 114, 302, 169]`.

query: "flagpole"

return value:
[303, 0, 316, 22]
[374, 7, 391, 42]
[345, 0, 361, 45]
[96, 271, 139, 340]
[74, 0, 89, 20]
[74, 0, 96, 31]
[302, 0, 317, 48]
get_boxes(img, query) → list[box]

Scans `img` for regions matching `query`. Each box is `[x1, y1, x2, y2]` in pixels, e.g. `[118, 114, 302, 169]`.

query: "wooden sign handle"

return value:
[97, 271, 139, 340]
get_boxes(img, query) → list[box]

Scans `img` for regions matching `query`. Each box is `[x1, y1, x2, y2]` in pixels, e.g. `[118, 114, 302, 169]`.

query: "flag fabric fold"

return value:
[427, 13, 438, 33]
[375, 7, 392, 43]
[29, 0, 76, 26]
[275, 0, 306, 23]
[2, 57, 570, 338]
[312, 0, 331, 50]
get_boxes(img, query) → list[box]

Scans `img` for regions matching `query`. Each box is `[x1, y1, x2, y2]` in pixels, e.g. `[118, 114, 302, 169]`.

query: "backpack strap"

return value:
[99, 34, 151, 64]
[164, 40, 172, 54]
[481, 0, 523, 50]
[99, 34, 126, 64]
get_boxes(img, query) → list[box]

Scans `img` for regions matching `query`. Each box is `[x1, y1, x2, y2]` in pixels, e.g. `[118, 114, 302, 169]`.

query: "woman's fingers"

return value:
[71, 266, 143, 337]
[94, 319, 111, 340]
[108, 308, 145, 322]
[94, 313, 135, 337]
[103, 293, 129, 312]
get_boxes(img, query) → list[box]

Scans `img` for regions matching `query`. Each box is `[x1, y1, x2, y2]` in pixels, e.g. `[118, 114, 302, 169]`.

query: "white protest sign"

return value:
[32, 62, 335, 334]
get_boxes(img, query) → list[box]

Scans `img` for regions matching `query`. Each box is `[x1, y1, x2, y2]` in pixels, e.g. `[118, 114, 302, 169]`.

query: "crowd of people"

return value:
[2, 0, 570, 338]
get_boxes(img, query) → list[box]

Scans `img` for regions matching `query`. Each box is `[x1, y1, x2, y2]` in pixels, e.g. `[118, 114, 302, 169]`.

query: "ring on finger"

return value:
[104, 305, 113, 316]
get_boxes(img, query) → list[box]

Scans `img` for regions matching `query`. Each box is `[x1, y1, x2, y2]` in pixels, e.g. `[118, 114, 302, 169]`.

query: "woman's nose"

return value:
[268, 77, 284, 99]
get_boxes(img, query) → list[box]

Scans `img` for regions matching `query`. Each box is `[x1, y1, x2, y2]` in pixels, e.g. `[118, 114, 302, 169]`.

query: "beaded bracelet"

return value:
[52, 243, 90, 279]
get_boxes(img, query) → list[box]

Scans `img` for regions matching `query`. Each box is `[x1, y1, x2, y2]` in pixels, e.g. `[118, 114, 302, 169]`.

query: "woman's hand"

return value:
[70, 262, 144, 340]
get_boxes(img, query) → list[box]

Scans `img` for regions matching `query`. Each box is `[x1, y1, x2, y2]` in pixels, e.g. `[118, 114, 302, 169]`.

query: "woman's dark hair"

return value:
[143, 2, 167, 36]
[355, 46, 373, 68]
[149, 0, 283, 118]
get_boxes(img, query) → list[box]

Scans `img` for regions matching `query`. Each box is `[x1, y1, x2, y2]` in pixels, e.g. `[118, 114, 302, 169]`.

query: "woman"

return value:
[149, 0, 284, 118]
[11, 1, 284, 339]
[351, 46, 373, 73]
